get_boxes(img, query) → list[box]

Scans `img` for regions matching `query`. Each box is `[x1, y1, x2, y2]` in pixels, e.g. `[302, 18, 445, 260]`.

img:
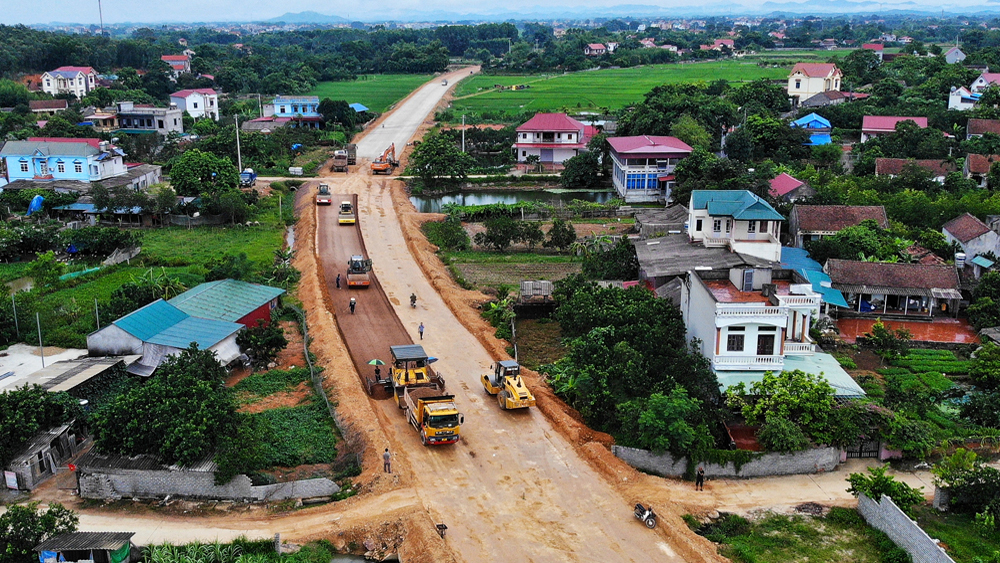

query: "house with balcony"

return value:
[950, 86, 981, 111]
[860, 116, 928, 142]
[161, 55, 191, 78]
[788, 205, 889, 248]
[687, 190, 785, 263]
[40, 66, 97, 99]
[114, 102, 183, 135]
[680, 265, 866, 397]
[514, 113, 591, 165]
[0, 138, 126, 186]
[270, 95, 322, 128]
[786, 63, 842, 107]
[607, 135, 693, 203]
[170, 88, 219, 120]
[825, 259, 962, 317]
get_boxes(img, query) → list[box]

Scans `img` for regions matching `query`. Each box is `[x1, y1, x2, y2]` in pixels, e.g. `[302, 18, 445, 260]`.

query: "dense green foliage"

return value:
[406, 132, 477, 184]
[860, 319, 913, 362]
[0, 386, 82, 467]
[422, 216, 472, 252]
[847, 465, 926, 517]
[726, 370, 836, 446]
[0, 503, 78, 563]
[235, 317, 289, 369]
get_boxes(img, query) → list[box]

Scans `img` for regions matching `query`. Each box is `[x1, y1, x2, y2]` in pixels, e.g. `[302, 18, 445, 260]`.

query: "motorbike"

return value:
[410, 294, 417, 308]
[634, 503, 657, 529]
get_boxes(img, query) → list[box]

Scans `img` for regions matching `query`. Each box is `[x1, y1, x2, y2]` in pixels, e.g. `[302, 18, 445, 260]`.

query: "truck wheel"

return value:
[421, 431, 428, 446]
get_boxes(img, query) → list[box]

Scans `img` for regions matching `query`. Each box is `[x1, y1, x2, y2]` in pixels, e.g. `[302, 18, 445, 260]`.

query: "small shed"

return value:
[35, 532, 135, 563]
[519, 280, 554, 304]
[6, 423, 86, 490]
[168, 279, 285, 328]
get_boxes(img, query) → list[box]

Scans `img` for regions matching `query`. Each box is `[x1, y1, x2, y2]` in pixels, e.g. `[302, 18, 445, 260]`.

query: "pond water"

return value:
[409, 189, 615, 214]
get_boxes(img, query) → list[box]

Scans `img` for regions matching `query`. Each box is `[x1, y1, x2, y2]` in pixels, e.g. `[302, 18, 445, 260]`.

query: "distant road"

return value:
[355, 67, 480, 160]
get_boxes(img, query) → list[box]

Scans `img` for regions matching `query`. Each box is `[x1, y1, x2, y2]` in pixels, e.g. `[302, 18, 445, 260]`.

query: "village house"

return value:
[34, 532, 136, 563]
[967, 118, 1000, 140]
[943, 212, 1000, 263]
[40, 66, 97, 98]
[799, 90, 868, 109]
[168, 279, 285, 328]
[170, 88, 220, 121]
[268, 95, 321, 128]
[4, 423, 86, 490]
[769, 172, 815, 202]
[687, 190, 784, 262]
[514, 113, 591, 165]
[965, 154, 1000, 187]
[788, 205, 889, 248]
[971, 72, 1000, 93]
[607, 135, 692, 203]
[945, 46, 967, 64]
[825, 259, 962, 317]
[635, 233, 769, 301]
[679, 265, 865, 397]
[114, 101, 183, 135]
[28, 99, 68, 116]
[584, 43, 606, 56]
[860, 116, 928, 142]
[950, 86, 981, 111]
[161, 54, 191, 77]
[874, 158, 955, 183]
[787, 63, 842, 107]
[862, 43, 884, 61]
[789, 112, 832, 144]
[0, 138, 126, 185]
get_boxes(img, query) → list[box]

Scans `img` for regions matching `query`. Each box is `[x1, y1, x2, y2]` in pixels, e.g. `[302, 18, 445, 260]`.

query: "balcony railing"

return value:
[716, 305, 785, 317]
[713, 355, 785, 369]
[703, 235, 729, 247]
[776, 295, 822, 308]
[783, 341, 816, 355]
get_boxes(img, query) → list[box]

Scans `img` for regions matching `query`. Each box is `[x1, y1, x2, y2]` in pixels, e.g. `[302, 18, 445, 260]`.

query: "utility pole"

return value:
[94, 298, 100, 330]
[11, 294, 19, 339]
[461, 114, 466, 153]
[235, 114, 242, 172]
[36, 312, 44, 368]
[98, 0, 105, 36]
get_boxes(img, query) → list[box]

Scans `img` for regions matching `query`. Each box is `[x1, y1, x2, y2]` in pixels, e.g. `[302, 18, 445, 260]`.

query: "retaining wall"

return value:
[78, 467, 339, 502]
[611, 445, 840, 478]
[857, 493, 954, 563]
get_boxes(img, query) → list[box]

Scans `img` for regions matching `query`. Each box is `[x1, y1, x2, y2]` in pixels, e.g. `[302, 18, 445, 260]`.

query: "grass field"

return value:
[915, 506, 1000, 562]
[308, 74, 434, 113]
[451, 60, 790, 114]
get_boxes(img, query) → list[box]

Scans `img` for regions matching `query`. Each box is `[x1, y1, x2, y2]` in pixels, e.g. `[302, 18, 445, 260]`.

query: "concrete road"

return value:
[355, 67, 479, 160]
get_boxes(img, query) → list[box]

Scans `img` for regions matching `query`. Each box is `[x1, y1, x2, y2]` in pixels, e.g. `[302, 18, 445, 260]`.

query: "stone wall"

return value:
[857, 493, 954, 563]
[78, 467, 339, 502]
[611, 445, 840, 478]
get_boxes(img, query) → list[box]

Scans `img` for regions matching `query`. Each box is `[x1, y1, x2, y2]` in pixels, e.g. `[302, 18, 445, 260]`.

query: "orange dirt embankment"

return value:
[390, 184, 728, 563]
[291, 193, 397, 495]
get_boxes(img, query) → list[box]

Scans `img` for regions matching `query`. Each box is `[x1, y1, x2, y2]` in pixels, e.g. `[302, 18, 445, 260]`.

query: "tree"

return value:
[560, 151, 601, 188]
[216, 191, 251, 224]
[617, 388, 714, 457]
[811, 143, 843, 168]
[26, 251, 64, 289]
[168, 149, 240, 197]
[729, 78, 791, 115]
[91, 344, 236, 466]
[518, 221, 545, 249]
[206, 252, 256, 282]
[0, 502, 78, 563]
[544, 217, 577, 251]
[726, 369, 835, 440]
[847, 465, 925, 516]
[757, 414, 811, 453]
[839, 48, 885, 86]
[971, 342, 1000, 390]
[236, 318, 288, 369]
[407, 132, 476, 185]
[474, 216, 520, 252]
[670, 114, 712, 150]
[582, 235, 639, 280]
[970, 272, 1000, 330]
[859, 319, 911, 362]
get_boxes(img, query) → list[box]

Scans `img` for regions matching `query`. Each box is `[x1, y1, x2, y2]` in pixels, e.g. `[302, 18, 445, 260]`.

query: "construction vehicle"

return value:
[315, 183, 332, 205]
[346, 255, 372, 287]
[389, 344, 445, 406]
[332, 150, 349, 173]
[371, 143, 397, 175]
[239, 168, 257, 187]
[338, 201, 356, 225]
[346, 143, 357, 165]
[482, 360, 536, 410]
[404, 387, 463, 446]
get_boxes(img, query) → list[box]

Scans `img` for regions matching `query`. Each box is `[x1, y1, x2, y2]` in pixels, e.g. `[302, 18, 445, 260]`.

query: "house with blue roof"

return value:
[86, 299, 243, 377]
[790, 113, 833, 146]
[687, 190, 785, 262]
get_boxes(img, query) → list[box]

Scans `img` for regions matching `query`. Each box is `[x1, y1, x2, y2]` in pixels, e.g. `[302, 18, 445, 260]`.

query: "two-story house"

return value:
[788, 205, 889, 248]
[945, 46, 967, 64]
[607, 135, 692, 203]
[271, 96, 321, 128]
[114, 102, 183, 136]
[950, 86, 980, 111]
[40, 66, 97, 98]
[170, 88, 219, 121]
[970, 72, 1000, 93]
[860, 116, 928, 142]
[862, 43, 884, 61]
[786, 63, 842, 107]
[687, 190, 785, 263]
[514, 113, 591, 165]
[584, 43, 607, 56]
[161, 55, 191, 78]
[0, 138, 126, 184]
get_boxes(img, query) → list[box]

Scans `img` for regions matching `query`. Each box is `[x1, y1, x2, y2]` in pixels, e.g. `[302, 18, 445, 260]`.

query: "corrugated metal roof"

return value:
[0, 140, 99, 158]
[168, 279, 285, 323]
[390, 345, 428, 361]
[35, 532, 134, 552]
[972, 255, 995, 268]
[145, 316, 242, 349]
[113, 300, 189, 341]
[691, 190, 784, 221]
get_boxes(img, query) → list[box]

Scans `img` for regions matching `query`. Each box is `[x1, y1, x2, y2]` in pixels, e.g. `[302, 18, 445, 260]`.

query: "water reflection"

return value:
[409, 190, 615, 214]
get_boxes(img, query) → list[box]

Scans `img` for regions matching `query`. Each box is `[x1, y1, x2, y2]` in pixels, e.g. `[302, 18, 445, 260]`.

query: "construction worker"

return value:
[349, 297, 357, 314]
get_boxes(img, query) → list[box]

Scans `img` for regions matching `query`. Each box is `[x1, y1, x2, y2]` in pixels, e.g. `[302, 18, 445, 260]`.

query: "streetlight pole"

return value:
[235, 114, 242, 172]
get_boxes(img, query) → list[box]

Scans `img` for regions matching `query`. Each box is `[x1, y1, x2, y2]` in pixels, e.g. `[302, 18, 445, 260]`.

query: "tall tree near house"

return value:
[407, 132, 476, 185]
[0, 502, 78, 563]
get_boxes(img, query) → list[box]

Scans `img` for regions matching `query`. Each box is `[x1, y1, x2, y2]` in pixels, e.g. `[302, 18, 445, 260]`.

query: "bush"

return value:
[422, 217, 471, 251]
[757, 414, 811, 453]
[847, 465, 925, 516]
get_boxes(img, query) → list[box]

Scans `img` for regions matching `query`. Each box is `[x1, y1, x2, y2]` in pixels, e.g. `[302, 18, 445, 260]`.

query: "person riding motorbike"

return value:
[410, 293, 417, 308]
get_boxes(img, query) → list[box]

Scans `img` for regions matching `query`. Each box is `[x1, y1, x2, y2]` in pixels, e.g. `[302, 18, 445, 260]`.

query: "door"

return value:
[757, 334, 775, 356]
[742, 269, 754, 292]
[846, 439, 880, 458]
[540, 149, 554, 162]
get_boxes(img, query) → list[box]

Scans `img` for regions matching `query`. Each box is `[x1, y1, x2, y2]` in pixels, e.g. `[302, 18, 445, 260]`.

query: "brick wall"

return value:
[78, 467, 339, 501]
[611, 445, 840, 478]
[857, 493, 955, 563]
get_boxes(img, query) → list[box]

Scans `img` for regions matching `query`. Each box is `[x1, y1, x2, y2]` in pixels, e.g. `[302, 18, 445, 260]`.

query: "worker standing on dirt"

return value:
[336, 273, 341, 289]
[696, 467, 705, 491]
[350, 297, 357, 314]
[418, 322, 425, 340]
[383, 448, 392, 473]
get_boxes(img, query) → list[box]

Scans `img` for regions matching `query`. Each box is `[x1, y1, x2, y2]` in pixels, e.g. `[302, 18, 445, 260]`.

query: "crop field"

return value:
[450, 60, 790, 113]
[308, 74, 434, 113]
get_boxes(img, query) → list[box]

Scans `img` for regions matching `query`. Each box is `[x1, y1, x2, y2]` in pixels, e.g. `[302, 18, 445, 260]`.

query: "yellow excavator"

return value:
[482, 360, 535, 410]
[370, 143, 397, 175]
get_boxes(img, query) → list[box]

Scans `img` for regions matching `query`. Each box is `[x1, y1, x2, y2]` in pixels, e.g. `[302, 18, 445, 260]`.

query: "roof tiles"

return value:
[516, 113, 585, 132]
[792, 205, 889, 232]
[943, 212, 992, 243]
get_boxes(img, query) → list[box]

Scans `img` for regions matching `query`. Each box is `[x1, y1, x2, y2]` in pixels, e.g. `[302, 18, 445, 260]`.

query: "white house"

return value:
[161, 55, 191, 78]
[607, 135, 692, 203]
[943, 212, 1000, 261]
[945, 46, 967, 64]
[687, 190, 784, 263]
[787, 63, 842, 107]
[40, 66, 97, 98]
[971, 72, 1000, 93]
[170, 88, 220, 120]
[513, 113, 591, 165]
[950, 86, 980, 111]
[584, 43, 607, 56]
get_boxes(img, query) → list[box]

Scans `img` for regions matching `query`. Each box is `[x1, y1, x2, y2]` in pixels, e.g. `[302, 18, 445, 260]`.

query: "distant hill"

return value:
[266, 11, 349, 24]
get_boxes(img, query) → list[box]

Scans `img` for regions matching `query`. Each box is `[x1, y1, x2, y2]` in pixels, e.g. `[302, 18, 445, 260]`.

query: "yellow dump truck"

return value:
[338, 201, 356, 224]
[482, 360, 535, 410]
[404, 387, 463, 445]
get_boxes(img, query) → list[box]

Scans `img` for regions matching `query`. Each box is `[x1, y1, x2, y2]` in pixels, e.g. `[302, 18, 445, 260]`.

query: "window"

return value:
[713, 219, 722, 233]
[695, 219, 703, 232]
[795, 79, 801, 89]
[74, 162, 82, 173]
[759, 220, 768, 232]
[193, 102, 199, 109]
[757, 334, 776, 355]
[57, 162, 65, 173]
[157, 120, 164, 129]
[725, 219, 732, 233]
[522, 151, 527, 157]
[279, 106, 286, 114]
[20, 161, 28, 173]
[726, 332, 745, 352]
[39, 162, 48, 175]
[747, 220, 756, 233]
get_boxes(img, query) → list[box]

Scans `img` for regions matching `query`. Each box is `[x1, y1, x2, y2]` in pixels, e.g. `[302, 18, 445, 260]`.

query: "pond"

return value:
[409, 189, 615, 214]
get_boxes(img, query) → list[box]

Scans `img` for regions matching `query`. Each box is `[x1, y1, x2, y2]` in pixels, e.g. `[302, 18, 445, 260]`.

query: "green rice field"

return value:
[308, 74, 434, 113]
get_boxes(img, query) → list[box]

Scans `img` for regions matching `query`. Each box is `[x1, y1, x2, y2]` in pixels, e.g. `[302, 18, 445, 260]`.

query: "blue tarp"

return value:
[807, 133, 832, 146]
[349, 103, 369, 113]
[791, 113, 831, 129]
[26, 194, 44, 215]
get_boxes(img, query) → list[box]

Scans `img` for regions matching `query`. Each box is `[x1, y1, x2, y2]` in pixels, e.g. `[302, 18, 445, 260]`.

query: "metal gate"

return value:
[845, 439, 880, 459]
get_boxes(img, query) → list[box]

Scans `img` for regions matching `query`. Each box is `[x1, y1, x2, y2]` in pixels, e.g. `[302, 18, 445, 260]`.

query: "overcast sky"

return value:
[2, 0, 996, 25]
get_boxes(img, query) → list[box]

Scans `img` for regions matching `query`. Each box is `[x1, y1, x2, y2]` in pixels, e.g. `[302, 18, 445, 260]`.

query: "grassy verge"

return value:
[0, 262, 30, 284]
[515, 318, 566, 371]
[441, 250, 577, 264]
[250, 402, 339, 467]
[233, 367, 311, 405]
[308, 74, 434, 113]
[141, 224, 284, 268]
[915, 505, 1000, 562]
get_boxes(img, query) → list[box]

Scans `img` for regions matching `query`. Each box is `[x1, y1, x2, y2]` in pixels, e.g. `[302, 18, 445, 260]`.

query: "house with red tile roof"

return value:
[943, 213, 1000, 263]
[161, 54, 191, 77]
[874, 158, 955, 182]
[971, 72, 1000, 93]
[769, 172, 815, 202]
[965, 154, 1000, 187]
[40, 66, 97, 98]
[860, 116, 928, 142]
[607, 135, 693, 203]
[787, 63, 842, 107]
[967, 119, 1000, 139]
[788, 205, 888, 248]
[170, 88, 219, 121]
[28, 99, 68, 116]
[862, 43, 884, 61]
[514, 113, 591, 166]
[825, 259, 962, 317]
[583, 43, 606, 56]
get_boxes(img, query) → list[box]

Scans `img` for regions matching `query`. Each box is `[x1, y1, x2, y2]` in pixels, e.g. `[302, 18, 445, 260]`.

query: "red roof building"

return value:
[607, 135, 693, 203]
[861, 116, 928, 141]
[967, 119, 1000, 138]
[514, 113, 589, 166]
[584, 43, 606, 56]
[769, 172, 815, 201]
[943, 213, 991, 244]
[789, 205, 889, 248]
[874, 158, 955, 180]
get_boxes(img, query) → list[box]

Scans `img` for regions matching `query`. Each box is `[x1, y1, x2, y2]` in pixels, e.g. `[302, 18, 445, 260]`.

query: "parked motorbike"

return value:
[410, 293, 417, 308]
[634, 503, 657, 529]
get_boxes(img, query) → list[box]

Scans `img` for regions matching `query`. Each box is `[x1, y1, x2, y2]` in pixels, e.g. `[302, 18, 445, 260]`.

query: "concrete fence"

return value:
[167, 214, 226, 227]
[857, 493, 954, 563]
[611, 445, 840, 478]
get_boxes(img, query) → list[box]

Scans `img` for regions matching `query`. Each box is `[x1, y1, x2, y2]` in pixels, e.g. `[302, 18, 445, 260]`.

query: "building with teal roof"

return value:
[169, 279, 285, 327]
[687, 190, 785, 263]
